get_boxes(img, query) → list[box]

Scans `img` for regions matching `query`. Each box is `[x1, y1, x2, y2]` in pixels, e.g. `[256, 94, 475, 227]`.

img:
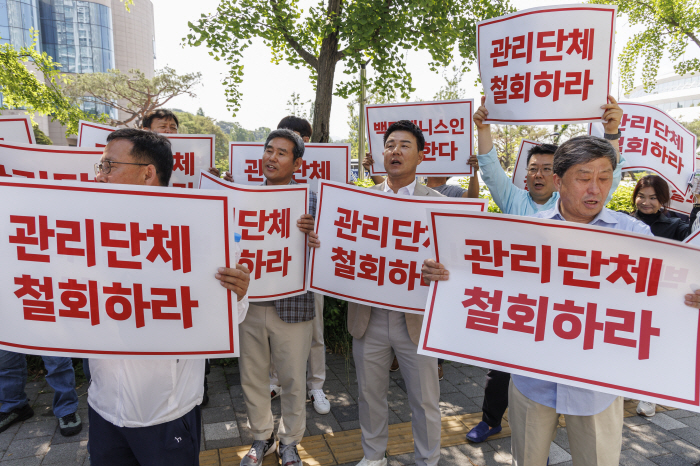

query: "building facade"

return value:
[0, 0, 155, 144]
[625, 73, 700, 122]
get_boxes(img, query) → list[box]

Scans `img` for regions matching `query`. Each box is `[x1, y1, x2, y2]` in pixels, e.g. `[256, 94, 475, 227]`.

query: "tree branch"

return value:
[268, 0, 319, 69]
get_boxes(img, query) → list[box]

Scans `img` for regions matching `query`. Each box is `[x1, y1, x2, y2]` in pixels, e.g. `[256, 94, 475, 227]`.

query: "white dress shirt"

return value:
[383, 179, 417, 196]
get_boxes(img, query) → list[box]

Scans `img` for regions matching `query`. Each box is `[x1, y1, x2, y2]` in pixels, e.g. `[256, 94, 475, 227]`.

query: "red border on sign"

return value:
[365, 100, 474, 176]
[423, 211, 700, 407]
[0, 142, 102, 155]
[308, 181, 487, 312]
[0, 117, 34, 144]
[199, 170, 310, 300]
[78, 122, 113, 147]
[0, 179, 236, 357]
[511, 139, 540, 188]
[229, 142, 351, 185]
[476, 6, 615, 123]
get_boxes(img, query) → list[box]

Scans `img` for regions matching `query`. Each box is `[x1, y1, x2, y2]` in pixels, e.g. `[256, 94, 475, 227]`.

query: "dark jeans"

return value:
[88, 405, 201, 466]
[482, 369, 510, 427]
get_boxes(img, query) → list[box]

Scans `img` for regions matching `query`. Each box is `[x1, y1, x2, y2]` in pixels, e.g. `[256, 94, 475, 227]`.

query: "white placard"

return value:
[365, 100, 474, 176]
[228, 142, 350, 193]
[0, 115, 36, 144]
[477, 4, 616, 124]
[420, 210, 700, 411]
[589, 103, 697, 215]
[309, 181, 487, 313]
[0, 142, 101, 181]
[199, 170, 309, 301]
[511, 139, 540, 190]
[0, 178, 238, 358]
[77, 120, 215, 189]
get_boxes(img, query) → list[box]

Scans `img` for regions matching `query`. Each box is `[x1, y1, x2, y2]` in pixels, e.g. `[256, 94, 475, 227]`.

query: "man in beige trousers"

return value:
[348, 120, 442, 466]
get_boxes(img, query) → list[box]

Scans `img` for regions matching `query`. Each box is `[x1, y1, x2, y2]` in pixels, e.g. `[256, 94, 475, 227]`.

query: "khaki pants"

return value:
[509, 380, 623, 466]
[270, 294, 325, 390]
[353, 308, 441, 466]
[239, 303, 313, 444]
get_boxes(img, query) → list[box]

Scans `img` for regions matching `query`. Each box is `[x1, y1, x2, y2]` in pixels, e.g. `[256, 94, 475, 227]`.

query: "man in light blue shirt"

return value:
[422, 134, 700, 465]
[473, 95, 625, 216]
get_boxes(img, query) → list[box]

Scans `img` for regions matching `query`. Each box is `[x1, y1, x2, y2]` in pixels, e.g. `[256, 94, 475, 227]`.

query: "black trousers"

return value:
[482, 369, 510, 427]
[88, 405, 201, 466]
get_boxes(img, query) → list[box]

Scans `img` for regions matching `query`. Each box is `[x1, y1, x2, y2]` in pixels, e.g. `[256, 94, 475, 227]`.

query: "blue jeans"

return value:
[0, 350, 78, 418]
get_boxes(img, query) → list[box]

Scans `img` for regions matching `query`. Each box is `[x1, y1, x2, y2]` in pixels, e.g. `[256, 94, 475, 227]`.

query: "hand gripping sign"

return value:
[365, 100, 474, 176]
[0, 142, 101, 182]
[77, 120, 215, 189]
[420, 210, 700, 411]
[199, 170, 309, 300]
[589, 103, 697, 215]
[309, 181, 487, 314]
[478, 4, 616, 125]
[0, 178, 238, 359]
[511, 139, 540, 191]
[0, 115, 36, 144]
[229, 142, 350, 193]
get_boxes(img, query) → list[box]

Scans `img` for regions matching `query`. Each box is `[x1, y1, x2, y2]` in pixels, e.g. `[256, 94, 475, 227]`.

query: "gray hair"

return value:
[553, 135, 617, 177]
[264, 129, 305, 161]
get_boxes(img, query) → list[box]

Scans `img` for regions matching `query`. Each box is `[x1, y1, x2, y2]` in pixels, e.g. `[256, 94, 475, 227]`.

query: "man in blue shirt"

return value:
[421, 134, 700, 465]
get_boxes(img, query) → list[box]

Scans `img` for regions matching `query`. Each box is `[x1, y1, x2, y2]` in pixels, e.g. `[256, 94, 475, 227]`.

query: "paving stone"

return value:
[208, 369, 226, 383]
[203, 421, 239, 441]
[228, 385, 244, 399]
[624, 430, 671, 457]
[455, 381, 484, 398]
[226, 373, 241, 385]
[306, 415, 341, 436]
[471, 375, 488, 389]
[619, 449, 661, 465]
[437, 445, 476, 466]
[331, 405, 359, 423]
[205, 437, 242, 450]
[486, 436, 510, 456]
[457, 365, 488, 377]
[223, 365, 239, 375]
[438, 380, 459, 395]
[208, 382, 229, 396]
[31, 394, 53, 408]
[625, 415, 652, 426]
[648, 413, 689, 431]
[629, 422, 681, 443]
[41, 440, 88, 464]
[387, 409, 402, 425]
[13, 421, 55, 441]
[548, 442, 572, 464]
[649, 454, 693, 466]
[388, 399, 413, 423]
[394, 378, 407, 393]
[205, 392, 233, 409]
[1, 436, 51, 460]
[661, 440, 700, 463]
[326, 391, 356, 408]
[672, 427, 700, 448]
[439, 393, 481, 415]
[201, 405, 236, 423]
[553, 427, 570, 450]
[677, 415, 700, 431]
[340, 420, 360, 430]
[387, 382, 408, 400]
[0, 457, 42, 466]
[665, 410, 698, 420]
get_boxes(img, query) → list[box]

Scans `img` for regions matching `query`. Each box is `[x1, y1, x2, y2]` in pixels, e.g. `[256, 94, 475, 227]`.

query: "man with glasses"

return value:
[88, 128, 251, 465]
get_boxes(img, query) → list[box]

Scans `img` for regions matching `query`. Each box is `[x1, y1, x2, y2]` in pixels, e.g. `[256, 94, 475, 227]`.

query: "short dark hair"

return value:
[277, 116, 312, 139]
[264, 129, 305, 161]
[526, 143, 558, 165]
[383, 120, 425, 152]
[142, 109, 179, 130]
[632, 175, 670, 212]
[106, 128, 173, 186]
[553, 135, 617, 178]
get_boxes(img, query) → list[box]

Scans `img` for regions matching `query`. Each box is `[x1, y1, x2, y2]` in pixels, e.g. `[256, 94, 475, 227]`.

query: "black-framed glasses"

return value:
[527, 167, 553, 175]
[94, 160, 149, 176]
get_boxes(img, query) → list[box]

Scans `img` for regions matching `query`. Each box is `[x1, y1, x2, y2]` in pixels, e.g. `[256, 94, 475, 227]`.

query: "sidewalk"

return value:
[2, 354, 700, 465]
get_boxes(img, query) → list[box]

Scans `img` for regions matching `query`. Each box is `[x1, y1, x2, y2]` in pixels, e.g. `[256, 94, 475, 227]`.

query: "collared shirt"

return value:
[383, 179, 417, 196]
[477, 146, 626, 216]
[261, 178, 316, 323]
[431, 183, 467, 198]
[511, 202, 651, 416]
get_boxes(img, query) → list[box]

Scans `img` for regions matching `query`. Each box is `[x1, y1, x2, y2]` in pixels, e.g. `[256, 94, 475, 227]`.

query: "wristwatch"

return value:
[604, 130, 621, 140]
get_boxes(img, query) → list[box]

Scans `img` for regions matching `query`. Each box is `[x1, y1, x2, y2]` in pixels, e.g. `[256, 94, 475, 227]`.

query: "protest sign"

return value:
[511, 139, 540, 190]
[477, 4, 616, 125]
[77, 120, 215, 189]
[365, 100, 474, 176]
[199, 170, 309, 300]
[0, 115, 35, 144]
[0, 142, 101, 182]
[0, 178, 238, 359]
[309, 181, 487, 313]
[229, 142, 350, 192]
[420, 210, 700, 410]
[589, 103, 697, 215]
[684, 230, 700, 247]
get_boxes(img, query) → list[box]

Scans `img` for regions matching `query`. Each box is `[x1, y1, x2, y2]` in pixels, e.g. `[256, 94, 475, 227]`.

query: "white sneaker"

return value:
[637, 401, 656, 417]
[270, 385, 281, 400]
[355, 457, 387, 466]
[308, 389, 331, 414]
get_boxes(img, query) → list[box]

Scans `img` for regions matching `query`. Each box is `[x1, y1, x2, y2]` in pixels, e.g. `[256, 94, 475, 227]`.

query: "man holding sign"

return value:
[423, 135, 700, 466]
[88, 128, 250, 466]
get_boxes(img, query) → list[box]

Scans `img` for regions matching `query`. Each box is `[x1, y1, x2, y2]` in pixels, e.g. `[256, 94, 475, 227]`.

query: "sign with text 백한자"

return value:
[589, 103, 697, 215]
[199, 170, 309, 301]
[77, 120, 215, 189]
[0, 142, 101, 182]
[229, 142, 350, 193]
[478, 4, 616, 125]
[511, 139, 540, 191]
[420, 210, 700, 411]
[309, 181, 487, 314]
[0, 178, 238, 359]
[365, 100, 474, 176]
[0, 115, 36, 144]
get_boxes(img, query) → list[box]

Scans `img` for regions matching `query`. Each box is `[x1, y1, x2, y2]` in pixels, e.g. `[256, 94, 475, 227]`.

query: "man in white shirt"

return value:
[88, 128, 250, 465]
